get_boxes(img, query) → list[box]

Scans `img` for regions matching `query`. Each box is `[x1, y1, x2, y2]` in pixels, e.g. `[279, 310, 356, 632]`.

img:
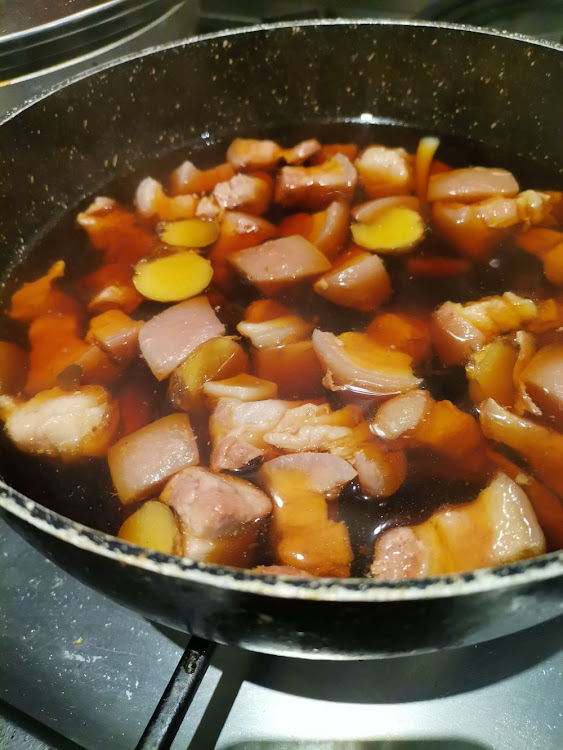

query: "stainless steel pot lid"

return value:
[0, 0, 183, 81]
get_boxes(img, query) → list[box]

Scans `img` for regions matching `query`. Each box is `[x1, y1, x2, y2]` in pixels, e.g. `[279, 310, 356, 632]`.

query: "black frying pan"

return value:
[1, 21, 562, 659]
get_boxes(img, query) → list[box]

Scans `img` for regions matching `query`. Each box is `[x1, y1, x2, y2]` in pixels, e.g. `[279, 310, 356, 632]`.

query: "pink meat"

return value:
[161, 466, 272, 539]
[427, 167, 519, 203]
[227, 138, 282, 171]
[213, 173, 272, 215]
[209, 397, 290, 471]
[259, 452, 357, 499]
[275, 154, 358, 210]
[284, 139, 321, 165]
[139, 296, 225, 380]
[108, 413, 199, 504]
[430, 301, 486, 366]
[229, 235, 331, 295]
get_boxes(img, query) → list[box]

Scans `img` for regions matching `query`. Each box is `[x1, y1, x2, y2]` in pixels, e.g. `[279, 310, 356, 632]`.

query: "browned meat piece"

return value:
[226, 138, 282, 171]
[427, 167, 519, 203]
[3, 385, 118, 460]
[213, 173, 273, 215]
[520, 345, 563, 427]
[371, 390, 487, 474]
[108, 413, 199, 504]
[355, 146, 414, 198]
[209, 397, 290, 471]
[480, 398, 563, 496]
[161, 466, 272, 540]
[431, 293, 537, 366]
[139, 296, 225, 380]
[229, 235, 330, 295]
[258, 452, 355, 577]
[135, 177, 198, 221]
[275, 154, 357, 210]
[314, 248, 391, 312]
[226, 138, 321, 171]
[370, 472, 546, 579]
[312, 329, 420, 397]
[86, 310, 143, 364]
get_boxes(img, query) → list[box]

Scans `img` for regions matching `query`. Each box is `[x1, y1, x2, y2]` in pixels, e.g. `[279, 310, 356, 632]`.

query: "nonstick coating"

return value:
[0, 21, 562, 658]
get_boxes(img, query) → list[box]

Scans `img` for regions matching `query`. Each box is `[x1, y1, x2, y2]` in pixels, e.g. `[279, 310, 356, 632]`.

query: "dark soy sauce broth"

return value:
[1, 121, 561, 569]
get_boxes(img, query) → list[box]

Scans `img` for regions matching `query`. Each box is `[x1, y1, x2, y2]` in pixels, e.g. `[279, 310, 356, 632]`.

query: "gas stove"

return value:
[1, 3, 562, 750]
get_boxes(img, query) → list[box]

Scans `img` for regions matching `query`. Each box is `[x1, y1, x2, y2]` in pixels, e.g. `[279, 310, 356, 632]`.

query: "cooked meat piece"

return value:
[275, 154, 357, 210]
[195, 195, 223, 220]
[229, 235, 330, 295]
[81, 262, 143, 314]
[86, 310, 143, 363]
[312, 329, 420, 397]
[237, 314, 312, 348]
[314, 248, 391, 312]
[371, 390, 433, 441]
[366, 312, 432, 366]
[226, 138, 321, 171]
[480, 398, 563, 496]
[77, 197, 155, 264]
[139, 296, 225, 380]
[520, 345, 563, 427]
[283, 139, 321, 164]
[3, 385, 118, 460]
[9, 260, 80, 323]
[226, 138, 283, 171]
[427, 167, 519, 203]
[355, 145, 414, 198]
[161, 466, 272, 539]
[370, 472, 545, 579]
[371, 390, 486, 473]
[488, 450, 563, 551]
[258, 452, 356, 577]
[213, 173, 273, 215]
[263, 402, 361, 453]
[135, 177, 198, 221]
[432, 197, 520, 259]
[252, 565, 313, 577]
[209, 397, 290, 471]
[431, 294, 537, 366]
[108, 413, 199, 504]
[169, 160, 235, 195]
[259, 451, 357, 499]
[353, 438, 407, 498]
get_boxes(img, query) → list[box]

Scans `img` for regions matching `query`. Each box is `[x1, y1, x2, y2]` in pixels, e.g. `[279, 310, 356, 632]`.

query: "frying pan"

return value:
[0, 20, 562, 660]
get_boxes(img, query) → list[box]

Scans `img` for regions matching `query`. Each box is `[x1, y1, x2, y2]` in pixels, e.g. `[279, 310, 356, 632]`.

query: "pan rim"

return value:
[1, 19, 562, 603]
[1, 17, 562, 126]
[2, 481, 562, 601]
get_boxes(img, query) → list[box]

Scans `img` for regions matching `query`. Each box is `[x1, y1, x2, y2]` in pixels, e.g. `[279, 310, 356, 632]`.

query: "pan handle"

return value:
[134, 635, 215, 750]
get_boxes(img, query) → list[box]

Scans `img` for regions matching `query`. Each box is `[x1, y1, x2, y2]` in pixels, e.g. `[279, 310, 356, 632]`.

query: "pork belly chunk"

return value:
[108, 413, 199, 504]
[209, 397, 290, 471]
[3, 385, 118, 460]
[371, 472, 546, 579]
[161, 466, 272, 540]
[139, 296, 225, 380]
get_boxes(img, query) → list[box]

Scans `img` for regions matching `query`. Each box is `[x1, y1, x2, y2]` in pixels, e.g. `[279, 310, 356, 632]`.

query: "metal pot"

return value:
[1, 20, 562, 659]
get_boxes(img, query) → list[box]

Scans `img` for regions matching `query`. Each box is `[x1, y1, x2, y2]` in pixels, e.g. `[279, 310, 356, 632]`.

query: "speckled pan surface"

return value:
[0, 20, 562, 656]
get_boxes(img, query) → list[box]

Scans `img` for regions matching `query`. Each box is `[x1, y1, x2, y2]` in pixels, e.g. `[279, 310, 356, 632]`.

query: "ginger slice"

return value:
[133, 250, 213, 302]
[351, 206, 424, 254]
